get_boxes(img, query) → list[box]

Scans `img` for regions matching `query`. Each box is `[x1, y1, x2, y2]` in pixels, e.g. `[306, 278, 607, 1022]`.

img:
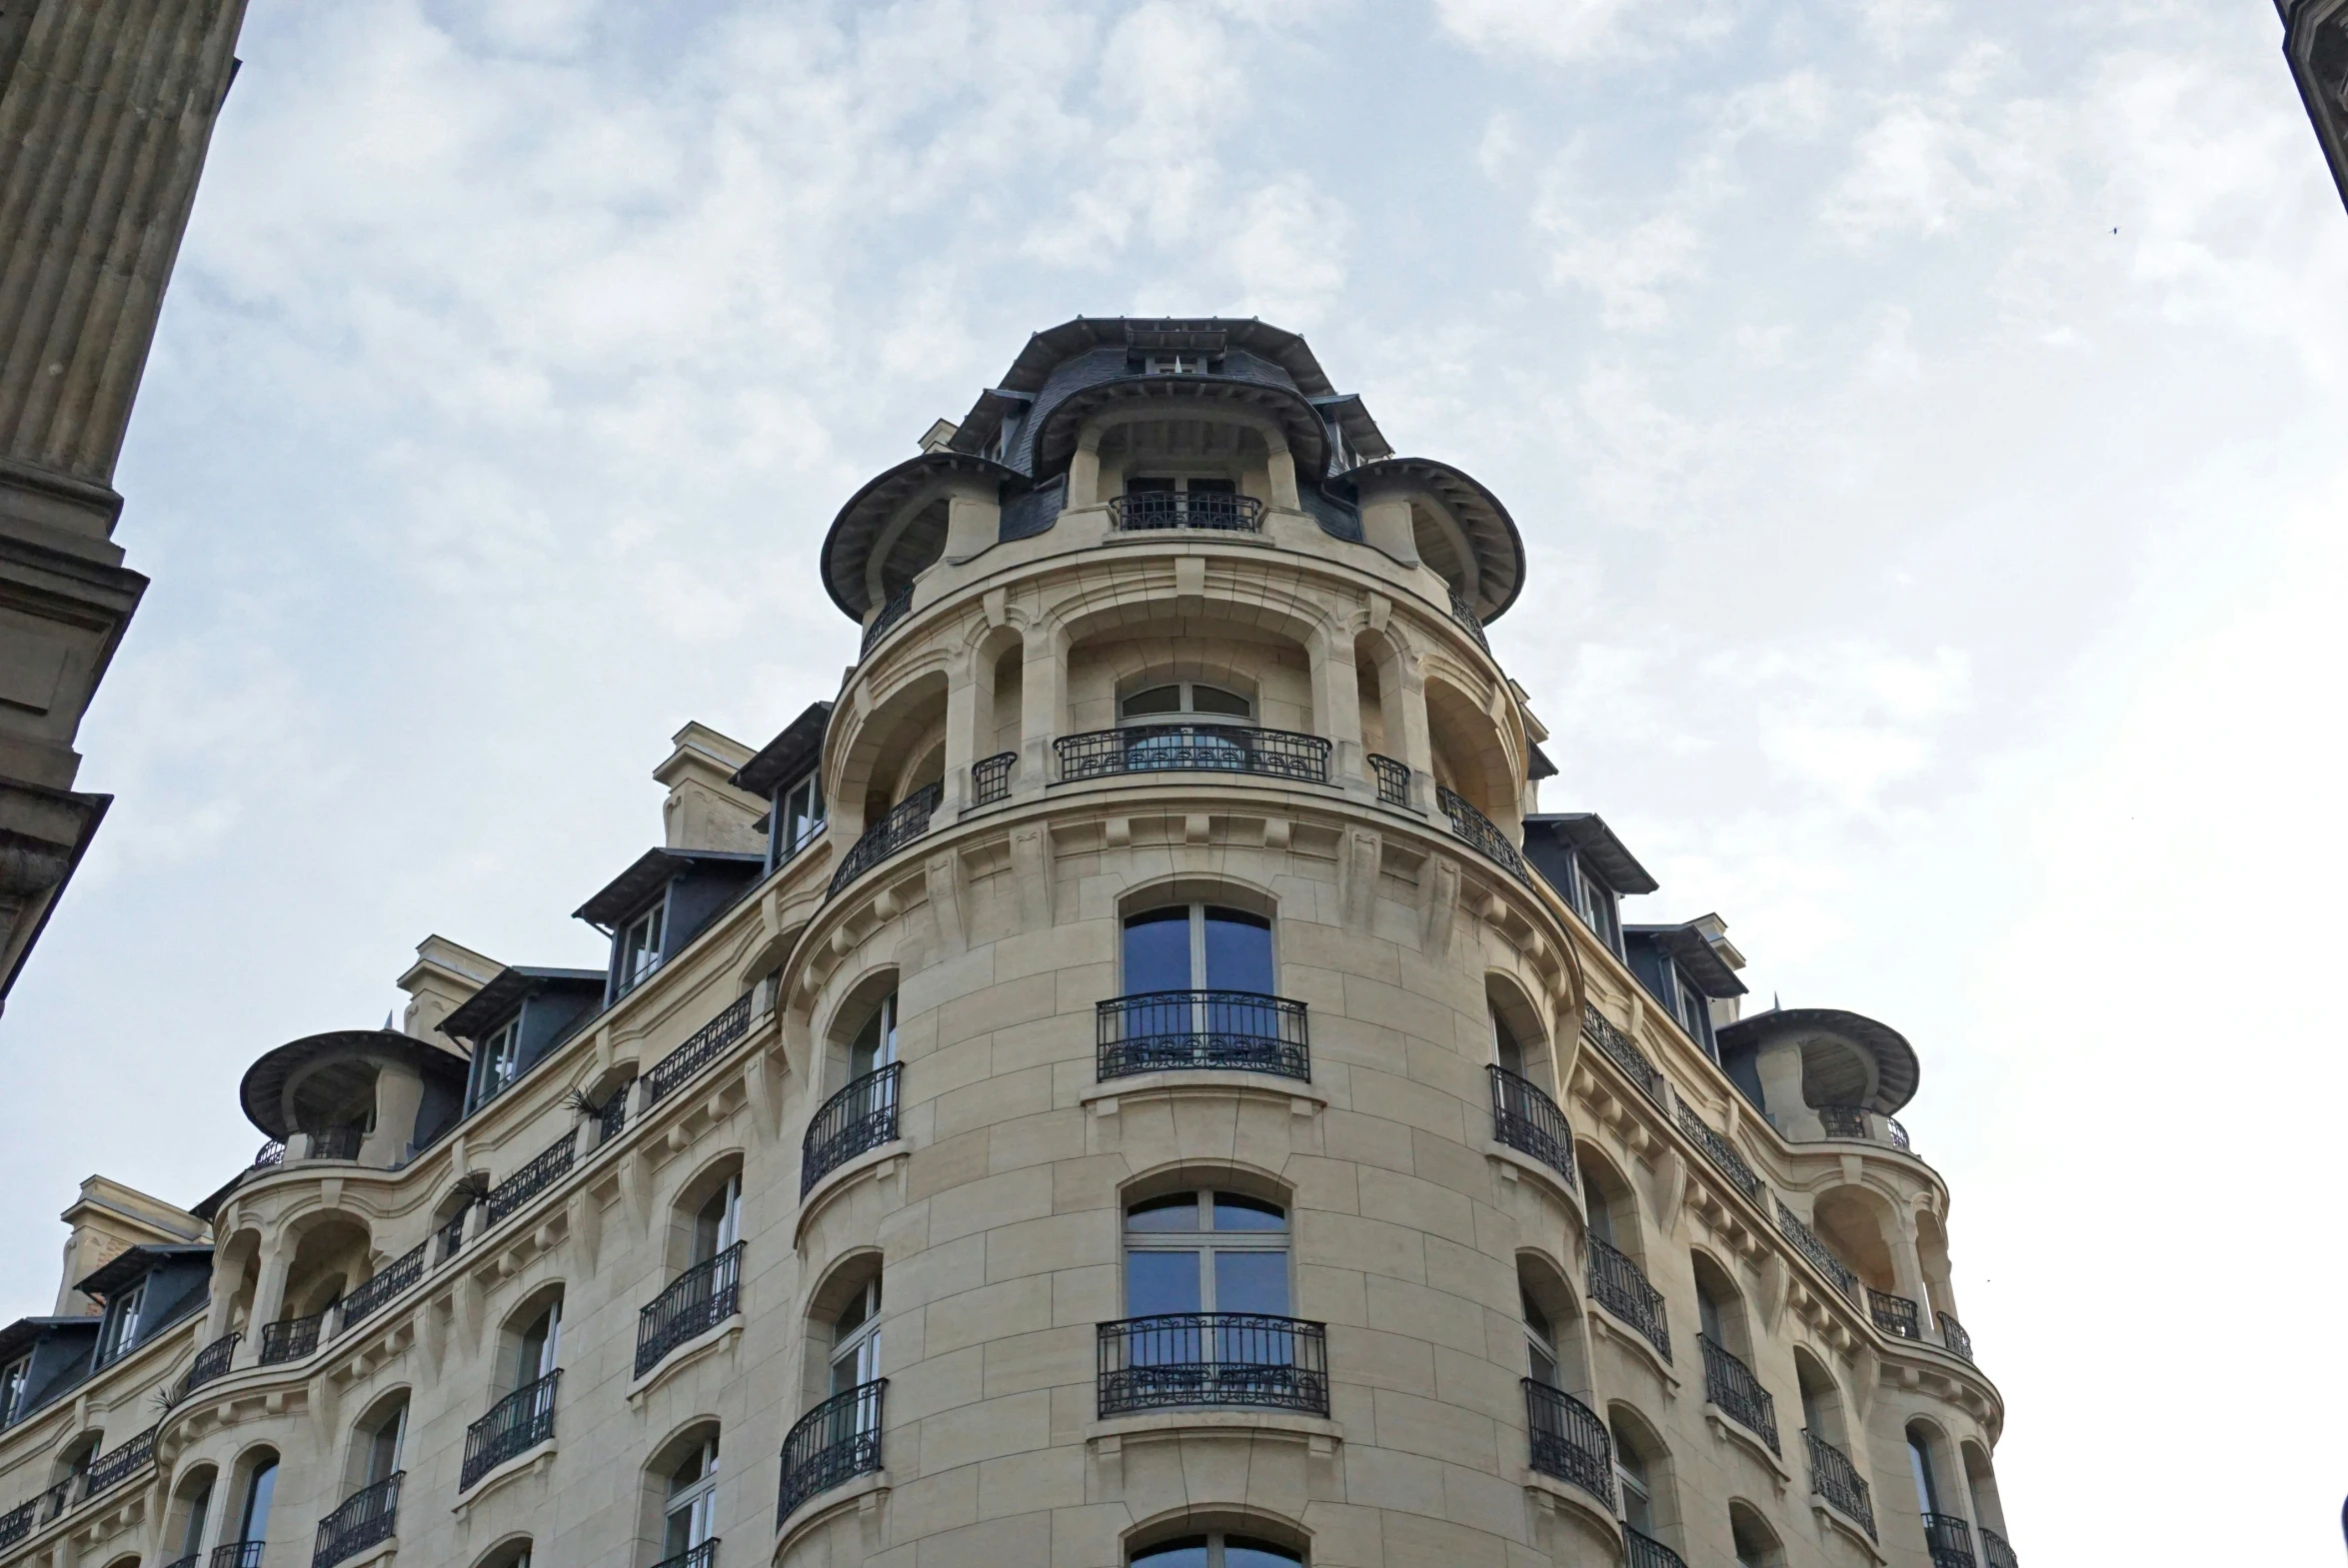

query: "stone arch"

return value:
[1689, 1245, 1752, 1359]
[1810, 1183, 1906, 1298]
[1576, 1143, 1650, 1266]
[1791, 1344, 1851, 1448]
[829, 666, 949, 835]
[1516, 1247, 1593, 1400]
[162, 1458, 219, 1561]
[638, 1414, 724, 1560]
[1350, 622, 1415, 774]
[469, 1534, 535, 1568]
[1728, 1498, 1785, 1566]
[1121, 1503, 1311, 1566]
[1423, 672, 1516, 827]
[799, 1247, 885, 1407]
[1960, 1438, 2008, 1537]
[340, 1385, 411, 1492]
[815, 964, 899, 1098]
[1915, 1207, 1958, 1324]
[1605, 1399, 1683, 1546]
[1485, 969, 1556, 1093]
[663, 1148, 747, 1274]
[278, 1208, 376, 1321]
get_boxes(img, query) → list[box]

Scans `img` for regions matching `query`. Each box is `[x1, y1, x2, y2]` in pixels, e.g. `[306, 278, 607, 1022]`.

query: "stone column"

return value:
[1310, 626, 1367, 796]
[1068, 428, 1104, 509]
[1753, 1039, 1821, 1141]
[250, 1240, 291, 1332]
[941, 648, 977, 814]
[1018, 621, 1065, 792]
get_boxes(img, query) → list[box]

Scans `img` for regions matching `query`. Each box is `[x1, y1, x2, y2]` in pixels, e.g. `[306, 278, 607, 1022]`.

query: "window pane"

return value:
[1209, 1193, 1285, 1231]
[1224, 1538, 1305, 1568]
[1201, 908, 1272, 993]
[1130, 1538, 1209, 1568]
[1126, 1193, 1200, 1230]
[1122, 684, 1182, 716]
[1125, 477, 1178, 495]
[1123, 907, 1193, 993]
[1188, 683, 1249, 714]
[1126, 1249, 1202, 1316]
[242, 1461, 277, 1539]
[1212, 1250, 1289, 1316]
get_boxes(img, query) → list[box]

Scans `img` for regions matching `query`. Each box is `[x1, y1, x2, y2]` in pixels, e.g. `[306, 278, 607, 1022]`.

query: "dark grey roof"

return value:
[572, 848, 765, 930]
[733, 702, 834, 797]
[1715, 1007, 1920, 1115]
[820, 451, 1027, 620]
[1527, 744, 1557, 781]
[1344, 456, 1526, 623]
[1523, 813, 1657, 894]
[1027, 372, 1334, 486]
[0, 1316, 94, 1363]
[437, 966, 607, 1043]
[239, 1028, 473, 1139]
[74, 1244, 212, 1300]
[1625, 923, 1747, 997]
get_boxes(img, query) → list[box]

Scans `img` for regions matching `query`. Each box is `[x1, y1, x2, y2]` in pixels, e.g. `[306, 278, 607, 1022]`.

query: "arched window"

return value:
[474, 1541, 533, 1568]
[1124, 1189, 1290, 1319]
[1522, 1284, 1559, 1388]
[1491, 1002, 1526, 1077]
[832, 1276, 884, 1396]
[1120, 682, 1252, 724]
[1610, 1416, 1657, 1534]
[514, 1296, 562, 1391]
[847, 993, 898, 1082]
[1123, 904, 1273, 995]
[693, 1175, 742, 1264]
[662, 1431, 720, 1559]
[356, 1395, 408, 1487]
[1794, 1351, 1846, 1447]
[168, 1464, 216, 1563]
[234, 1450, 279, 1556]
[1729, 1501, 1783, 1567]
[1130, 1534, 1301, 1567]
[1692, 1252, 1749, 1359]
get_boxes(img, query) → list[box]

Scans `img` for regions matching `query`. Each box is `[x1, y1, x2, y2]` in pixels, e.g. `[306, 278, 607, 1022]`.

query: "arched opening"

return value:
[433, 1178, 487, 1263]
[1690, 1250, 1751, 1361]
[1916, 1210, 1958, 1327]
[1110, 1170, 1309, 1413]
[832, 671, 948, 841]
[666, 1155, 746, 1276]
[1128, 1529, 1304, 1567]
[165, 1463, 217, 1563]
[1793, 1348, 1849, 1448]
[1962, 1440, 2009, 1542]
[643, 1421, 722, 1563]
[1424, 674, 1518, 842]
[1810, 1187, 1901, 1298]
[225, 1447, 279, 1560]
[1577, 1148, 1642, 1262]
[280, 1212, 374, 1327]
[1729, 1500, 1784, 1568]
[1607, 1404, 1680, 1551]
[471, 1538, 534, 1568]
[499, 1287, 564, 1397]
[802, 1252, 887, 1410]
[344, 1389, 410, 1493]
[1908, 1420, 1966, 1553]
[1108, 883, 1296, 1078]
[1516, 1253, 1590, 1399]
[640, 1158, 746, 1377]
[1351, 629, 1409, 778]
[1487, 974, 1554, 1091]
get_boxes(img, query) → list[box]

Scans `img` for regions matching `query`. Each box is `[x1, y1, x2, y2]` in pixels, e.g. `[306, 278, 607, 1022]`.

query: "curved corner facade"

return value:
[0, 318, 2015, 1568]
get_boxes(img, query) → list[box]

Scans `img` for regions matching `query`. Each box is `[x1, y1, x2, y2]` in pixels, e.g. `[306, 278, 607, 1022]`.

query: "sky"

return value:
[3, 0, 2341, 1558]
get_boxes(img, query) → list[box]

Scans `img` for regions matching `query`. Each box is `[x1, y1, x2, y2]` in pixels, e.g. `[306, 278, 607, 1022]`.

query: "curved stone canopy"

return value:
[1715, 1006, 1920, 1116]
[239, 1028, 471, 1140]
[1341, 456, 1525, 623]
[820, 451, 1026, 621]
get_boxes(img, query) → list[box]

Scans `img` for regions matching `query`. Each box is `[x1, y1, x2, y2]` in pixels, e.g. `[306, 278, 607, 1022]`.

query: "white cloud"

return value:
[1432, 0, 1733, 63]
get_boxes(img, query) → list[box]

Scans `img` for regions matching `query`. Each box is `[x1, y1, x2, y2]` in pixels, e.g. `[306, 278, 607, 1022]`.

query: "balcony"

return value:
[1981, 1525, 2019, 1568]
[1938, 1312, 1975, 1363]
[312, 1473, 400, 1568]
[1055, 725, 1330, 786]
[1673, 1103, 1764, 1204]
[802, 1063, 901, 1196]
[251, 1139, 285, 1169]
[182, 1331, 239, 1393]
[83, 1425, 154, 1501]
[778, 1379, 885, 1523]
[0, 1500, 33, 1547]
[462, 1369, 560, 1490]
[1096, 990, 1309, 1082]
[1109, 491, 1263, 533]
[1582, 1006, 1664, 1100]
[1436, 786, 1527, 881]
[1775, 1201, 1859, 1302]
[1446, 590, 1491, 654]
[1487, 1065, 1575, 1187]
[259, 1309, 326, 1365]
[1815, 1103, 1912, 1151]
[1586, 1236, 1670, 1362]
[210, 1544, 265, 1568]
[1096, 1313, 1328, 1417]
[972, 751, 1015, 805]
[1623, 1527, 1688, 1568]
[643, 993, 756, 1108]
[1520, 1378, 1611, 1503]
[1697, 1335, 1778, 1455]
[306, 1125, 365, 1161]
[861, 584, 914, 656]
[1366, 753, 1409, 807]
[598, 1088, 629, 1143]
[827, 783, 942, 898]
[1803, 1429, 1875, 1539]
[487, 1132, 577, 1225]
[339, 1241, 426, 1335]
[1868, 1289, 1922, 1341]
[437, 1204, 473, 1263]
[652, 1544, 719, 1568]
[637, 1242, 745, 1377]
[1923, 1511, 1977, 1568]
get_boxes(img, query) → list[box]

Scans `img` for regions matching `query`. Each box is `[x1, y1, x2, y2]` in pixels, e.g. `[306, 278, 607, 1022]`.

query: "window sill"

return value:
[1587, 1307, 1679, 1396]
[626, 1315, 744, 1407]
[1485, 1142, 1583, 1217]
[324, 1534, 400, 1568]
[1082, 1072, 1323, 1119]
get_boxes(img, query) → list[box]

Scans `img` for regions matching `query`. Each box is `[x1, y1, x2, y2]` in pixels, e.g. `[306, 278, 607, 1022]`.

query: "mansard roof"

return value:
[238, 1028, 471, 1140]
[1715, 1006, 1921, 1115]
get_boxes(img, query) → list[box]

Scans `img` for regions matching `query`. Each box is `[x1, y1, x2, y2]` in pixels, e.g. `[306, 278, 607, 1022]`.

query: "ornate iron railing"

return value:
[1097, 1314, 1328, 1416]
[1366, 753, 1410, 807]
[1980, 1525, 2019, 1568]
[1109, 491, 1263, 533]
[210, 1543, 266, 1568]
[651, 1543, 719, 1568]
[1939, 1312, 1974, 1362]
[1804, 1429, 1875, 1539]
[339, 1241, 427, 1335]
[1436, 786, 1527, 880]
[637, 1242, 745, 1377]
[1447, 590, 1491, 653]
[438, 1204, 473, 1262]
[1055, 725, 1330, 786]
[802, 1063, 902, 1196]
[972, 751, 1015, 805]
[1674, 1103, 1764, 1203]
[598, 1086, 629, 1142]
[1868, 1289, 1922, 1341]
[259, 1309, 326, 1365]
[251, 1139, 285, 1169]
[1521, 1379, 1611, 1503]
[777, 1379, 886, 1522]
[312, 1472, 400, 1568]
[861, 585, 914, 655]
[1923, 1511, 1977, 1568]
[1623, 1526, 1688, 1568]
[164, 1556, 199, 1568]
[308, 1126, 365, 1161]
[183, 1331, 239, 1392]
[1097, 991, 1309, 1081]
[1586, 1236, 1670, 1362]
[82, 1425, 155, 1499]
[827, 783, 942, 897]
[1775, 1201, 1859, 1301]
[36, 1479, 68, 1521]
[462, 1369, 560, 1490]
[1487, 1065, 1575, 1186]
[1582, 1005, 1664, 1099]
[0, 1500, 36, 1547]
[1698, 1335, 1778, 1454]
[1815, 1104, 1913, 1150]
[644, 993, 756, 1107]
[487, 1132, 577, 1224]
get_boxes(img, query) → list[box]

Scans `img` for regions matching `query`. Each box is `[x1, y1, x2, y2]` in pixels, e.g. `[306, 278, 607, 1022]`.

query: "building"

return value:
[2280, 0, 2348, 212]
[0, 0, 249, 1005]
[0, 318, 2014, 1568]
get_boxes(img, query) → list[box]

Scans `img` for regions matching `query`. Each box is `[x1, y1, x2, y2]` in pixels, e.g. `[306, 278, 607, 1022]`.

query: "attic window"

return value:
[616, 901, 666, 997]
[1129, 353, 1222, 376]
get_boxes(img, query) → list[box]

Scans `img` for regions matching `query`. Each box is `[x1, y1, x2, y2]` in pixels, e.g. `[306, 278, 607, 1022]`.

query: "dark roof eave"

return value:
[238, 1028, 474, 1140]
[437, 964, 608, 1043]
[732, 701, 835, 797]
[1625, 923, 1748, 997]
[1346, 456, 1527, 623]
[1524, 812, 1657, 894]
[1714, 1006, 1922, 1115]
[819, 451, 1025, 621]
[571, 847, 766, 930]
[74, 1244, 213, 1300]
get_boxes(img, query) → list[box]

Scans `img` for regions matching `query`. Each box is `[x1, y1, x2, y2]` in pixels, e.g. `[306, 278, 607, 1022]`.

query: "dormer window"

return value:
[95, 1280, 145, 1366]
[616, 901, 666, 997]
[1, 1353, 28, 1422]
[481, 1015, 523, 1099]
[777, 775, 825, 860]
[1560, 855, 1620, 950]
[1664, 962, 1711, 1044]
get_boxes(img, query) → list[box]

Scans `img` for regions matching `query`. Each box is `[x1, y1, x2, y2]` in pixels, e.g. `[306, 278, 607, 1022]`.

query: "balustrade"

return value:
[643, 993, 756, 1107]
[259, 1309, 325, 1365]
[1055, 725, 1329, 786]
[1582, 1005, 1663, 1099]
[1487, 1065, 1575, 1186]
[777, 1379, 885, 1523]
[312, 1473, 400, 1568]
[1520, 1379, 1611, 1504]
[1868, 1288, 1922, 1341]
[461, 1370, 560, 1490]
[802, 1064, 902, 1196]
[1803, 1429, 1875, 1539]
[1096, 1314, 1328, 1417]
[1436, 786, 1527, 880]
[1586, 1236, 1670, 1362]
[1097, 991, 1308, 1081]
[636, 1242, 745, 1377]
[1698, 1334, 1778, 1454]
[1775, 1201, 1859, 1301]
[827, 784, 941, 897]
[1674, 1103, 1764, 1203]
[487, 1132, 577, 1224]
[338, 1241, 426, 1334]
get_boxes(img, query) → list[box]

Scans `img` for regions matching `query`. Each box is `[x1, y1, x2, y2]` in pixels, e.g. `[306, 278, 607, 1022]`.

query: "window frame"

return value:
[662, 1432, 721, 1555]
[1128, 1533, 1303, 1568]
[830, 1276, 884, 1395]
[96, 1278, 145, 1363]
[1118, 681, 1253, 726]
[1120, 903, 1275, 996]
[776, 774, 825, 862]
[1122, 1188, 1292, 1318]
[614, 897, 669, 999]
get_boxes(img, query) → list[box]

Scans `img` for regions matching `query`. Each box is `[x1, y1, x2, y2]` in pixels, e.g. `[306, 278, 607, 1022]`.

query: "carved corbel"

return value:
[1419, 855, 1460, 958]
[1011, 822, 1054, 926]
[1338, 826, 1381, 932]
[925, 852, 967, 954]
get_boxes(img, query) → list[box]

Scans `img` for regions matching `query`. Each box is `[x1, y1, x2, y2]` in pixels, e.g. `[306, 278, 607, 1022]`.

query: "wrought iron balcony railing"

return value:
[861, 584, 914, 656]
[1435, 786, 1527, 880]
[1586, 1236, 1670, 1362]
[1447, 590, 1491, 654]
[1623, 1526, 1688, 1568]
[0, 1501, 36, 1547]
[83, 1425, 155, 1500]
[1582, 1005, 1664, 1100]
[35, 1479, 68, 1522]
[183, 1329, 239, 1392]
[644, 992, 756, 1107]
[1488, 1065, 1575, 1186]
[1980, 1524, 2019, 1568]
[339, 1241, 427, 1335]
[1868, 1289, 1922, 1341]
[1775, 1201, 1859, 1301]
[210, 1542, 266, 1568]
[1521, 1378, 1611, 1503]
[438, 1204, 473, 1263]
[1056, 725, 1331, 786]
[312, 1472, 400, 1568]
[1803, 1429, 1875, 1539]
[802, 1063, 902, 1196]
[1097, 990, 1309, 1081]
[827, 783, 942, 897]
[651, 1543, 719, 1568]
[1815, 1103, 1912, 1150]
[637, 1242, 745, 1377]
[1923, 1511, 1977, 1568]
[164, 1555, 198, 1568]
[1698, 1334, 1778, 1454]
[462, 1369, 560, 1490]
[259, 1309, 326, 1365]
[1109, 491, 1263, 533]
[599, 1086, 629, 1143]
[251, 1140, 285, 1169]
[1097, 1313, 1328, 1417]
[1366, 752, 1409, 806]
[1938, 1312, 1975, 1363]
[1674, 1103, 1764, 1203]
[487, 1131, 577, 1224]
[777, 1379, 885, 1523]
[972, 751, 1015, 805]
[307, 1126, 365, 1161]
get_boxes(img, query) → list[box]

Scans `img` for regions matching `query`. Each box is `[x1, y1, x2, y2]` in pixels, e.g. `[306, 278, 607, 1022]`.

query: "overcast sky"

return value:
[4, 0, 2340, 1558]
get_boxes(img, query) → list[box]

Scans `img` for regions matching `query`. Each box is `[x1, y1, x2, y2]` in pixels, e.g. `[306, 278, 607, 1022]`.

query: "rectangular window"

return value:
[98, 1281, 145, 1363]
[480, 1016, 523, 1100]
[616, 901, 666, 996]
[779, 776, 825, 858]
[0, 1354, 27, 1421]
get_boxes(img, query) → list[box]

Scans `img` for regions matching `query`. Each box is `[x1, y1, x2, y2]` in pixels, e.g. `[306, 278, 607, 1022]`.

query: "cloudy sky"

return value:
[5, 0, 2341, 1557]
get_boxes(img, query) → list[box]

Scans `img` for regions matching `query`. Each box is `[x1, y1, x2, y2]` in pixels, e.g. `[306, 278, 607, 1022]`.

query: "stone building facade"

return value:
[0, 318, 2014, 1568]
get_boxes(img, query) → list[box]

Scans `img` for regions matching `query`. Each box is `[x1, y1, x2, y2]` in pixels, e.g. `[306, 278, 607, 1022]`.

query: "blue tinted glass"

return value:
[1131, 1538, 1209, 1568]
[1213, 1250, 1289, 1316]
[1126, 1250, 1202, 1315]
[1124, 908, 1192, 993]
[1224, 1540, 1304, 1568]
[1211, 1193, 1285, 1231]
[1126, 1193, 1200, 1231]
[1201, 907, 1272, 993]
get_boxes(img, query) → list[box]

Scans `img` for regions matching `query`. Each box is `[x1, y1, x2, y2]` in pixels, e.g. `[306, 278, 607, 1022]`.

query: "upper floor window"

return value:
[832, 1276, 883, 1394]
[1124, 1189, 1289, 1319]
[480, 1015, 523, 1099]
[0, 1353, 28, 1422]
[616, 901, 666, 997]
[516, 1299, 561, 1389]
[694, 1175, 743, 1263]
[848, 993, 898, 1081]
[1561, 855, 1620, 949]
[664, 1432, 720, 1558]
[359, 1398, 406, 1486]
[1522, 1286, 1559, 1388]
[1123, 904, 1272, 996]
[236, 1454, 279, 1551]
[777, 775, 825, 859]
[96, 1279, 145, 1364]
[1121, 682, 1251, 724]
